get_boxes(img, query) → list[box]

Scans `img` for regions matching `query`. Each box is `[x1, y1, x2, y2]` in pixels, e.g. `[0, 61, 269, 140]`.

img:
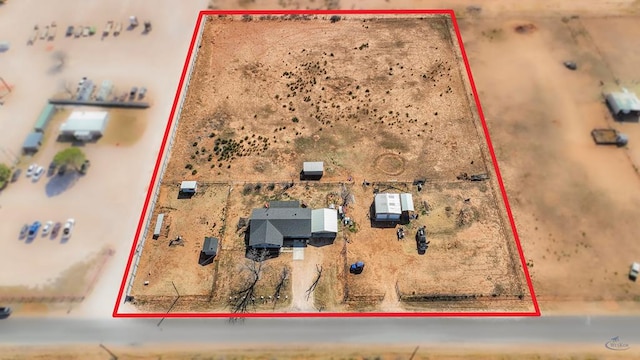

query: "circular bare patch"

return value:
[374, 153, 406, 176]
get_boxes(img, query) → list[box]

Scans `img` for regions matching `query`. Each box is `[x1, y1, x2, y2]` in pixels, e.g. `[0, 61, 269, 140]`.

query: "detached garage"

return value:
[59, 111, 109, 141]
[301, 161, 324, 180]
[311, 208, 338, 238]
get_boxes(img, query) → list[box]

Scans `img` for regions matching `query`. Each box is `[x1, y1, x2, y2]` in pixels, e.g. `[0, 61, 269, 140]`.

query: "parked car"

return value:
[26, 164, 37, 177]
[630, 262, 640, 282]
[51, 222, 62, 238]
[65, 25, 74, 37]
[19, 224, 29, 239]
[129, 86, 138, 100]
[28, 221, 41, 237]
[47, 162, 57, 177]
[416, 226, 429, 255]
[32, 166, 44, 181]
[62, 218, 75, 238]
[138, 87, 147, 100]
[58, 164, 67, 176]
[10, 169, 21, 183]
[0, 307, 11, 319]
[42, 221, 53, 236]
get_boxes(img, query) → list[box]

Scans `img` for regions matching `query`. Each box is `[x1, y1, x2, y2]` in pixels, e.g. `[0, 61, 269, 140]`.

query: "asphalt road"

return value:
[0, 316, 638, 347]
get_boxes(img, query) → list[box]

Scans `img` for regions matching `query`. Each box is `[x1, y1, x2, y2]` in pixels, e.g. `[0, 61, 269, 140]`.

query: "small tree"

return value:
[0, 163, 10, 188]
[53, 147, 86, 171]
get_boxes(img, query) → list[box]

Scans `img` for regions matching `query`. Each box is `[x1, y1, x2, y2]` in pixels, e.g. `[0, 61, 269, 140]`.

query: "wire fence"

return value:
[124, 16, 208, 301]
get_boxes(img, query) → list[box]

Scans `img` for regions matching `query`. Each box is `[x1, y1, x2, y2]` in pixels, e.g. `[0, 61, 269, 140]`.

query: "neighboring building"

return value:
[34, 104, 56, 133]
[58, 111, 109, 141]
[605, 90, 640, 119]
[95, 80, 114, 101]
[248, 201, 338, 251]
[201, 237, 219, 257]
[22, 132, 43, 154]
[301, 161, 324, 180]
[373, 193, 414, 221]
[179, 181, 197, 193]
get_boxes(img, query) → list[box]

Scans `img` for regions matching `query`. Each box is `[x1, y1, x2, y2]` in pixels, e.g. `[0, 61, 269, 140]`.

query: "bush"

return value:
[0, 163, 10, 188]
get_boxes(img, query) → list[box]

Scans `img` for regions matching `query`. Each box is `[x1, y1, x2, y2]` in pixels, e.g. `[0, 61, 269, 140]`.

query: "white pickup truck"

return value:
[630, 262, 640, 281]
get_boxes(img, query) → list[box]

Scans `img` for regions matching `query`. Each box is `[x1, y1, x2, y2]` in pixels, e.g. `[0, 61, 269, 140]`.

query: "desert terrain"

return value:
[197, 0, 640, 315]
[125, 11, 534, 314]
[1, 344, 639, 360]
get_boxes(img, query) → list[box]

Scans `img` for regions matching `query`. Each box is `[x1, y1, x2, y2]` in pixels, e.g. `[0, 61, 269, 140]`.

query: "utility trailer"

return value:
[591, 128, 628, 147]
[103, 21, 113, 37]
[39, 25, 49, 40]
[48, 22, 57, 41]
[27, 26, 39, 45]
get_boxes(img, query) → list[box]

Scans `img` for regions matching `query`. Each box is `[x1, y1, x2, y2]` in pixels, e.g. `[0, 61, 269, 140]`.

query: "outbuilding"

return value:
[373, 193, 415, 222]
[179, 181, 197, 193]
[301, 161, 324, 180]
[605, 90, 640, 120]
[34, 104, 56, 133]
[153, 213, 165, 239]
[22, 132, 43, 154]
[201, 237, 219, 257]
[59, 111, 109, 141]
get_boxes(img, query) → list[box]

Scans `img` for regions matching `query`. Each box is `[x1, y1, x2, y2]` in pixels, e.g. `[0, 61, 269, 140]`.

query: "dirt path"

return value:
[290, 246, 323, 312]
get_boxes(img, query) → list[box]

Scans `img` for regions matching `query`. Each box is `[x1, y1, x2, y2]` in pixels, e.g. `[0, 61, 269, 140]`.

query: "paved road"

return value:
[0, 316, 638, 346]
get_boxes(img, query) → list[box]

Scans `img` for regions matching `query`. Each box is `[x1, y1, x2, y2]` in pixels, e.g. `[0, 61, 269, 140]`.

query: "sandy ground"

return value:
[2, 343, 640, 360]
[0, 0, 208, 318]
[290, 245, 323, 311]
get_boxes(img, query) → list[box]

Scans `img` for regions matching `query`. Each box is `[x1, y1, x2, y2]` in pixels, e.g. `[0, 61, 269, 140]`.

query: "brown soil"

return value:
[131, 13, 534, 313]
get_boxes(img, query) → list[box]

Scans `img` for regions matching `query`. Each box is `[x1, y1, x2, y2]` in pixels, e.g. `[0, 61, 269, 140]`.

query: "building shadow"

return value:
[177, 192, 195, 200]
[307, 237, 335, 247]
[198, 252, 215, 266]
[45, 172, 79, 197]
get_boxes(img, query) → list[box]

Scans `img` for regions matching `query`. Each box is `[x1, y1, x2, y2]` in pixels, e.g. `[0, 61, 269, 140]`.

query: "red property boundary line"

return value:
[113, 9, 540, 318]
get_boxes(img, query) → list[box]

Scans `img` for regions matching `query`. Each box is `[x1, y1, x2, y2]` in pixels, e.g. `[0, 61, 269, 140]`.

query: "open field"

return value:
[2, 344, 639, 360]
[0, 0, 208, 318]
[459, 11, 640, 312]
[163, 14, 487, 184]
[126, 12, 535, 314]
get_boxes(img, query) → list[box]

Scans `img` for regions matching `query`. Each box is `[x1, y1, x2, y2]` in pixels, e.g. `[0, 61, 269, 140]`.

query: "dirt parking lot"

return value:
[128, 12, 536, 314]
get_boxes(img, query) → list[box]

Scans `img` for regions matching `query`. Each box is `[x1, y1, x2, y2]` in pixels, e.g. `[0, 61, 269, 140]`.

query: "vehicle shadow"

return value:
[24, 235, 36, 244]
[45, 172, 79, 197]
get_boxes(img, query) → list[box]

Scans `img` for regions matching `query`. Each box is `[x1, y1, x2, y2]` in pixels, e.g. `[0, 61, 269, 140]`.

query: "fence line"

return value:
[124, 16, 208, 301]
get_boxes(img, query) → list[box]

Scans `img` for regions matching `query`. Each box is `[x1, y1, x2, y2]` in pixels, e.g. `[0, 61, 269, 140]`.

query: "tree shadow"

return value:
[45, 172, 79, 197]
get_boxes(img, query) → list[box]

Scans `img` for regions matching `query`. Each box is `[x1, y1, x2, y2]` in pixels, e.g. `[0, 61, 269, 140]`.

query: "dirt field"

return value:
[459, 12, 640, 312]
[132, 12, 534, 313]
[2, 344, 639, 360]
[163, 14, 486, 184]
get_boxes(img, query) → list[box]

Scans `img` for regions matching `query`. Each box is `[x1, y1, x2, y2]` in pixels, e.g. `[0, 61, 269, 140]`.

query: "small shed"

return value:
[302, 161, 324, 180]
[180, 181, 197, 193]
[374, 193, 402, 221]
[153, 213, 165, 239]
[400, 193, 415, 212]
[605, 90, 640, 118]
[202, 237, 219, 257]
[22, 132, 43, 154]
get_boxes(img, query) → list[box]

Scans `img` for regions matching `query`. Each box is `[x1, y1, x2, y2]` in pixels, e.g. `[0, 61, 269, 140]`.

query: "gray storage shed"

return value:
[22, 132, 43, 154]
[202, 237, 219, 257]
[302, 161, 324, 179]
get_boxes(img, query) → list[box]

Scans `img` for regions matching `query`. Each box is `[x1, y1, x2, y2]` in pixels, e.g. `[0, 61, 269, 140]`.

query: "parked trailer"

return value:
[591, 128, 628, 147]
[103, 21, 113, 37]
[48, 23, 57, 41]
[28, 25, 39, 45]
[39, 25, 49, 40]
[113, 22, 122, 36]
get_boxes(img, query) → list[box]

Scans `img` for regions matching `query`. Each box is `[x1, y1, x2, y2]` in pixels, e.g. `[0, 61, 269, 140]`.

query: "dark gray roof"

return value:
[22, 132, 43, 150]
[270, 201, 300, 208]
[249, 208, 312, 247]
[202, 237, 219, 255]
